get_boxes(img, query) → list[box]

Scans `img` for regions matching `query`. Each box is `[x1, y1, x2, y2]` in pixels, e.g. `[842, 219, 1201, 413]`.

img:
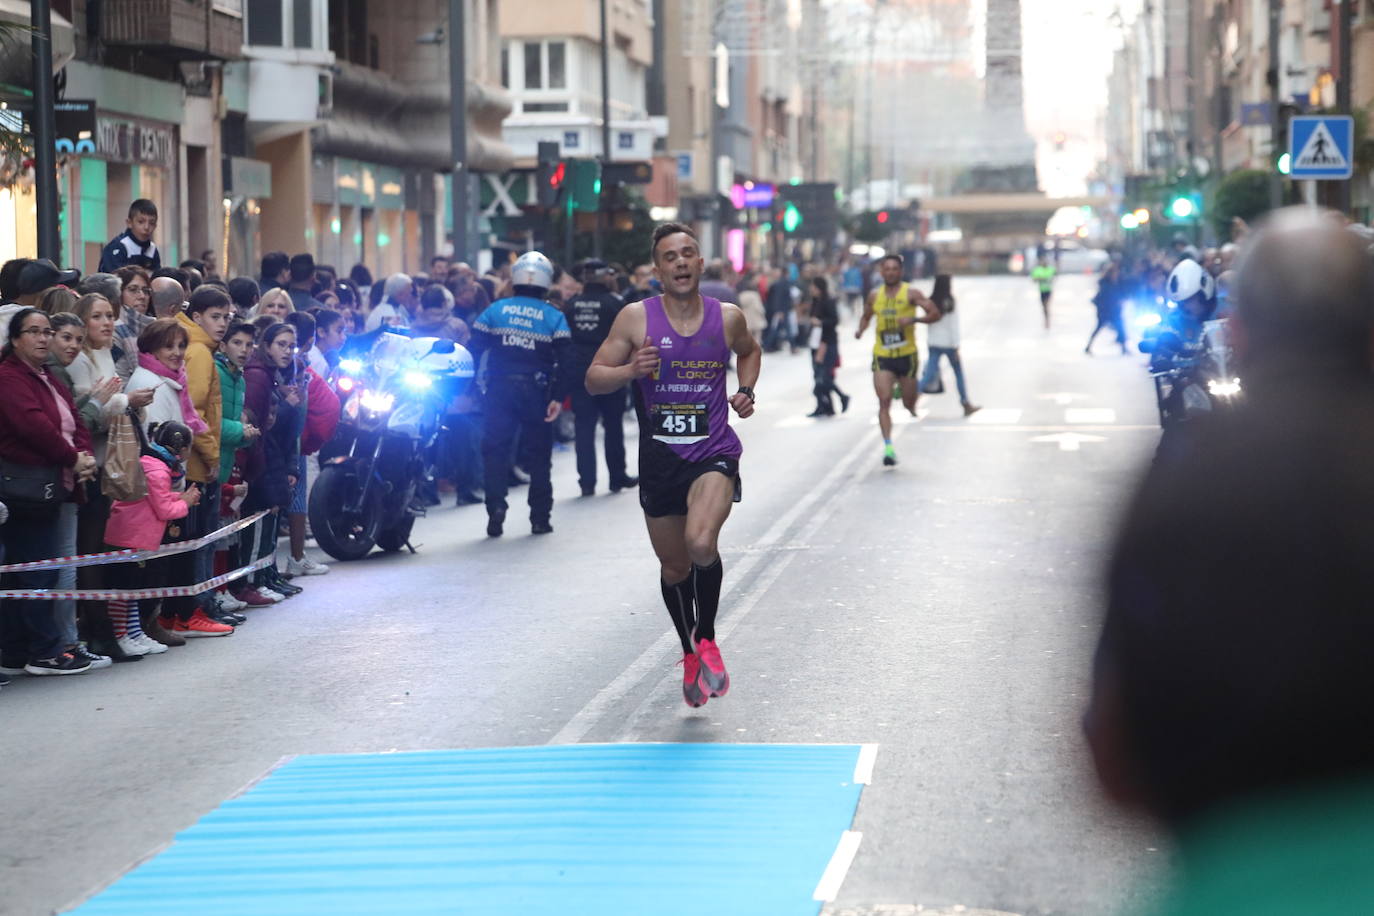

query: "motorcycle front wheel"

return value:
[376, 515, 416, 553]
[309, 464, 382, 561]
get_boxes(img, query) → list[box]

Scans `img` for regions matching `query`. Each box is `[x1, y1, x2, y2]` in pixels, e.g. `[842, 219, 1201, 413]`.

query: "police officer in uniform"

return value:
[467, 251, 572, 537]
[565, 259, 638, 496]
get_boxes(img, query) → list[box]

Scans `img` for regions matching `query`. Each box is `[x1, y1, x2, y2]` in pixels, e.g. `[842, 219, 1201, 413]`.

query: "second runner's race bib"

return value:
[651, 402, 711, 444]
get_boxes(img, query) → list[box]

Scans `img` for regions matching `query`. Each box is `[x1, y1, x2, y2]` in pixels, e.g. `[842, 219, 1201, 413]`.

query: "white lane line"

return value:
[617, 429, 881, 741]
[853, 744, 879, 785]
[1065, 407, 1117, 424]
[967, 407, 1022, 425]
[813, 831, 864, 902]
[551, 428, 880, 746]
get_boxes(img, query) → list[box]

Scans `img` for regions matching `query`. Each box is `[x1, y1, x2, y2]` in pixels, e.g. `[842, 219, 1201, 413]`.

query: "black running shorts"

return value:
[639, 448, 742, 518]
[871, 354, 919, 378]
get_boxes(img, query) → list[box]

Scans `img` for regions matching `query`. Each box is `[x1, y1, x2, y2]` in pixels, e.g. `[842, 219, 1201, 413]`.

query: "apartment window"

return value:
[501, 46, 509, 88]
[247, 0, 283, 45]
[514, 40, 568, 91]
[524, 102, 569, 113]
[524, 41, 542, 89]
[547, 41, 566, 89]
[292, 0, 312, 48]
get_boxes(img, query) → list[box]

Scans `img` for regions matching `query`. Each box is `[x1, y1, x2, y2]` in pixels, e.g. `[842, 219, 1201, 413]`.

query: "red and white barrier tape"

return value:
[0, 511, 270, 574]
[0, 554, 277, 600]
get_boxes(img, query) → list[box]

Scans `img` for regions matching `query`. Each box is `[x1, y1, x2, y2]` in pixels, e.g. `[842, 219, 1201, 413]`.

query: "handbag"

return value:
[102, 407, 149, 502]
[0, 457, 67, 511]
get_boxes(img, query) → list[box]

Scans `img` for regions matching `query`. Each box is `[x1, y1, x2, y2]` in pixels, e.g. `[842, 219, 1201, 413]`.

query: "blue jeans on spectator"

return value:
[921, 347, 971, 403]
[54, 501, 78, 647]
[0, 509, 65, 664]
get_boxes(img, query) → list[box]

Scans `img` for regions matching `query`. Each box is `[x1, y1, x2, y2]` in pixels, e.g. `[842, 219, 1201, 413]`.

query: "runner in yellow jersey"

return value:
[854, 254, 941, 466]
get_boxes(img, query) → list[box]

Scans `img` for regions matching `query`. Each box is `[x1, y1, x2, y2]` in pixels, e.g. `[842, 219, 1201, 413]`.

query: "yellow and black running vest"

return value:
[872, 283, 917, 358]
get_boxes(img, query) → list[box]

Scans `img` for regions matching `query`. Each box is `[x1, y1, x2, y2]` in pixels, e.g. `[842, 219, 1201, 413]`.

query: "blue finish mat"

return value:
[72, 743, 868, 915]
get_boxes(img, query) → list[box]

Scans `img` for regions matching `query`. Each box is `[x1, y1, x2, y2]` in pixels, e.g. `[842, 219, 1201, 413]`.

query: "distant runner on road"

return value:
[586, 222, 762, 708]
[1031, 260, 1057, 329]
[855, 254, 940, 467]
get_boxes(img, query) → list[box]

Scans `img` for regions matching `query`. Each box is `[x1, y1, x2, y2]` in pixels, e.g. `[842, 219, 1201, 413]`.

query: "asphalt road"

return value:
[1, 274, 1167, 916]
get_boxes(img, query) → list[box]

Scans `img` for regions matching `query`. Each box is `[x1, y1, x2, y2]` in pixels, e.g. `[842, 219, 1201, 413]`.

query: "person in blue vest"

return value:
[466, 251, 572, 537]
[98, 199, 162, 274]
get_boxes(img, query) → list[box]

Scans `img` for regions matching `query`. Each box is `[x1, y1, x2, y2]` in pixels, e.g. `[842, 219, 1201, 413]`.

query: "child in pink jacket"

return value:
[102, 421, 204, 656]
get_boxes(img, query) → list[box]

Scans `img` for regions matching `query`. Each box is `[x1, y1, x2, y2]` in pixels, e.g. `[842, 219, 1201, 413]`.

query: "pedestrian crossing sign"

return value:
[1289, 116, 1354, 180]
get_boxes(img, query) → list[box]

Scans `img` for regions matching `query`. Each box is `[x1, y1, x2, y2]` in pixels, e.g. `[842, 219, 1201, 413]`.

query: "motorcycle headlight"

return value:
[1207, 377, 1242, 398]
[360, 390, 395, 413]
[1133, 311, 1162, 330]
[337, 376, 356, 393]
[339, 358, 365, 375]
[402, 370, 433, 390]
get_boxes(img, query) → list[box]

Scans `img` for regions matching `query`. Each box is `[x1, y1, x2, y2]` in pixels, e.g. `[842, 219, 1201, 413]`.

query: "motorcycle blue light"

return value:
[339, 358, 364, 375]
[402, 370, 433, 390]
[360, 390, 395, 413]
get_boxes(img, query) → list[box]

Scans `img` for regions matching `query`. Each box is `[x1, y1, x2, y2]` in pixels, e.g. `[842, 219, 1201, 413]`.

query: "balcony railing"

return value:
[101, 0, 242, 60]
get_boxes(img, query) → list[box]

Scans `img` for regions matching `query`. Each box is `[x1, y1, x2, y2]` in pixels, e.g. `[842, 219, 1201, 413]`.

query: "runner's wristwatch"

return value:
[736, 386, 755, 404]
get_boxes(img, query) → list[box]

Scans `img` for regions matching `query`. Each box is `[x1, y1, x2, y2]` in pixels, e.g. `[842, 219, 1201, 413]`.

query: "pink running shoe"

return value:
[679, 652, 708, 708]
[695, 638, 730, 698]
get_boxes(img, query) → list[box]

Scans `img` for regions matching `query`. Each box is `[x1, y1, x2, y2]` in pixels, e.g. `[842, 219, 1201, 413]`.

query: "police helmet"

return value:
[1167, 258, 1216, 304]
[511, 251, 555, 292]
[408, 336, 475, 380]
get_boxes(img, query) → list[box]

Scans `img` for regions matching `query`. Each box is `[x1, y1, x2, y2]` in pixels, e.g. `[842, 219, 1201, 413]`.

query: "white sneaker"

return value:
[132, 633, 168, 654]
[286, 556, 329, 577]
[215, 592, 247, 612]
[116, 635, 150, 657]
[258, 587, 286, 603]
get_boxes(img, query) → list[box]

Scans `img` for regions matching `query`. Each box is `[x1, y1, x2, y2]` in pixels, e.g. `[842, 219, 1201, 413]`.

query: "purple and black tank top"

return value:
[634, 295, 743, 464]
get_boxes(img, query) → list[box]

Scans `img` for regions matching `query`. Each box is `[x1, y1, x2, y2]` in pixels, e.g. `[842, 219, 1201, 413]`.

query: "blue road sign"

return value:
[1289, 115, 1354, 180]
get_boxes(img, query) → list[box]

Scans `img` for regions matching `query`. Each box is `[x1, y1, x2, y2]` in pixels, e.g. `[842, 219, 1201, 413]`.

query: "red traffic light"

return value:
[549, 162, 566, 188]
[876, 210, 889, 224]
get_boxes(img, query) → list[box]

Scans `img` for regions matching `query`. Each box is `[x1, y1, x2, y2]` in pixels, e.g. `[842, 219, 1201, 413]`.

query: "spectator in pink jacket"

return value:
[101, 420, 229, 656]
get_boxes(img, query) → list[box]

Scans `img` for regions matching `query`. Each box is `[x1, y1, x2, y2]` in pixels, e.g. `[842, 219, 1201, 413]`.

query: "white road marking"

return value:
[1030, 432, 1108, 452]
[1064, 407, 1117, 424]
[967, 408, 1023, 425]
[853, 744, 879, 785]
[1036, 391, 1090, 406]
[813, 831, 864, 902]
[551, 427, 880, 745]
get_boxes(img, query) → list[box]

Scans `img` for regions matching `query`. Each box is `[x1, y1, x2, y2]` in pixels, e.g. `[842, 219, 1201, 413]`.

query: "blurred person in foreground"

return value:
[1086, 209, 1374, 916]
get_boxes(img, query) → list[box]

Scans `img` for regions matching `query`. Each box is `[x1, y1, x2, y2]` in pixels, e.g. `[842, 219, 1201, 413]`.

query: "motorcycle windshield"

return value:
[370, 333, 414, 380]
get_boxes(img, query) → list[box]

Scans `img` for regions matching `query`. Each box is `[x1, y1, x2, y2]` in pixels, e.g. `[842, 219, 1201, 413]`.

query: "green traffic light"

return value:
[1168, 196, 1196, 220]
[782, 203, 802, 233]
[1277, 152, 1292, 175]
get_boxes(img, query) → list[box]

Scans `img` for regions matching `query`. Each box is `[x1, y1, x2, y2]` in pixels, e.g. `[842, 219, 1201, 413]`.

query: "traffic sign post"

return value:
[1288, 116, 1354, 181]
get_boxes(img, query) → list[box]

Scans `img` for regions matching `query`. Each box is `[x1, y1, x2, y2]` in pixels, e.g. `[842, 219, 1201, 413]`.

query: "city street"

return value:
[2, 274, 1166, 916]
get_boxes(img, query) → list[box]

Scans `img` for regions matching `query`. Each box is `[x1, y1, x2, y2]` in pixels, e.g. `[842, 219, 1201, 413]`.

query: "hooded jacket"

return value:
[176, 312, 223, 483]
[241, 350, 297, 510]
[215, 351, 247, 486]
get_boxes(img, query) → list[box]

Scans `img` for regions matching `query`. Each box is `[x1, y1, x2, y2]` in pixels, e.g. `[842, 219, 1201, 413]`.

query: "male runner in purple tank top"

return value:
[586, 222, 761, 707]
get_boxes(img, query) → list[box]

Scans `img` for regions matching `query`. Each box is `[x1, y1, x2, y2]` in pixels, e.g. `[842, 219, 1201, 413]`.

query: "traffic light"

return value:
[782, 202, 802, 233]
[536, 141, 564, 208]
[1167, 195, 1195, 220]
[568, 159, 602, 212]
[876, 210, 889, 224]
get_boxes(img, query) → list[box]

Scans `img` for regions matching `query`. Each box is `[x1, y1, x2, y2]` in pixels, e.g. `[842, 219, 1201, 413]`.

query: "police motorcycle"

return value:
[1139, 259, 1241, 429]
[309, 333, 474, 560]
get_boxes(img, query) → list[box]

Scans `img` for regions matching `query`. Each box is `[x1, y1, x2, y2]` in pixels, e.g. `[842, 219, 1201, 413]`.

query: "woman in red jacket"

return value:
[0, 308, 98, 678]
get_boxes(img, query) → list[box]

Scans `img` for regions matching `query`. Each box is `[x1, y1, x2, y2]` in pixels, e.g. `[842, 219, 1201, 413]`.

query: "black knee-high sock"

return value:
[691, 558, 724, 643]
[660, 576, 696, 655]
